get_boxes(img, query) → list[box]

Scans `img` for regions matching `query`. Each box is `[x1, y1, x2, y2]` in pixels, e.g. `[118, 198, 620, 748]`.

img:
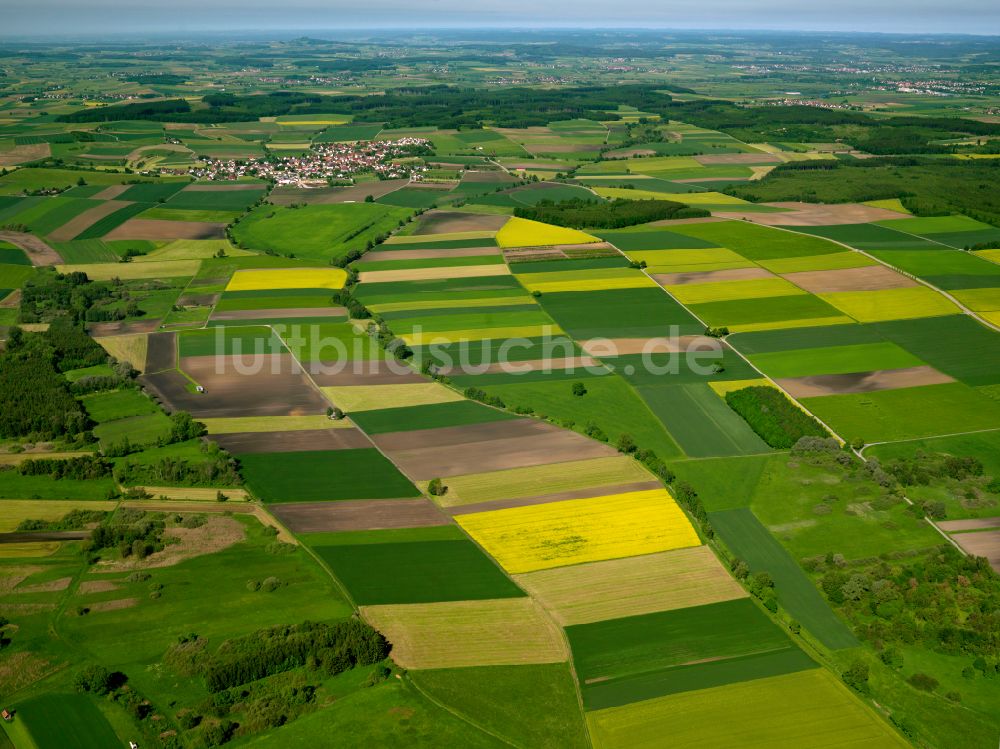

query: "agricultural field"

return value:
[3, 28, 1000, 749]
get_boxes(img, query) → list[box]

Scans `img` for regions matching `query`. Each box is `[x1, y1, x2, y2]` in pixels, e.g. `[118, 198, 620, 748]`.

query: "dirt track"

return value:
[449, 480, 663, 515]
[105, 219, 226, 241]
[47, 200, 133, 242]
[363, 247, 500, 262]
[212, 428, 371, 454]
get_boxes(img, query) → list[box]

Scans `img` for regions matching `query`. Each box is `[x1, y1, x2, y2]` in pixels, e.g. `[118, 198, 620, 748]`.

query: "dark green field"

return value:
[709, 508, 859, 650]
[241, 449, 421, 502]
[349, 400, 517, 434]
[14, 693, 121, 749]
[312, 538, 524, 604]
[567, 599, 807, 708]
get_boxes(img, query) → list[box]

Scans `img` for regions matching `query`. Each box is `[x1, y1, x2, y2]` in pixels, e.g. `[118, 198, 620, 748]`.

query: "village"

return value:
[186, 137, 432, 184]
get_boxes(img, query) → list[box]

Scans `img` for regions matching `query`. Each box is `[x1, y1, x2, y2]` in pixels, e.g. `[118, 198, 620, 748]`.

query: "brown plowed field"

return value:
[144, 331, 177, 373]
[47, 200, 133, 242]
[373, 418, 617, 479]
[269, 180, 408, 205]
[449, 480, 663, 515]
[104, 219, 226, 241]
[212, 428, 370, 454]
[412, 211, 508, 235]
[0, 231, 63, 265]
[270, 498, 448, 532]
[142, 353, 328, 417]
[785, 265, 915, 293]
[778, 365, 953, 398]
[717, 201, 915, 226]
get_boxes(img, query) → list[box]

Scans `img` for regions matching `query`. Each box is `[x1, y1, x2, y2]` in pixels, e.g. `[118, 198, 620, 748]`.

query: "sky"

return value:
[3, 0, 1000, 37]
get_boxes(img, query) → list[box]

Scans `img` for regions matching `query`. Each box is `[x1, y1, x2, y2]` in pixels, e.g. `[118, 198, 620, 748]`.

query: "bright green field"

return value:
[80, 388, 158, 422]
[637, 383, 771, 458]
[748, 342, 925, 378]
[586, 669, 907, 749]
[235, 678, 508, 748]
[231, 203, 412, 261]
[0, 168, 173, 194]
[746, 454, 942, 559]
[668, 221, 845, 261]
[869, 316, 1000, 387]
[479, 375, 683, 459]
[802, 382, 1000, 443]
[690, 294, 846, 330]
[0, 471, 117, 500]
[409, 665, 590, 749]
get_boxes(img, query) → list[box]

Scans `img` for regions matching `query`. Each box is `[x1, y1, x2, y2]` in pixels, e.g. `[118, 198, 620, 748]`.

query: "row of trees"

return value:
[513, 197, 707, 229]
[200, 620, 389, 693]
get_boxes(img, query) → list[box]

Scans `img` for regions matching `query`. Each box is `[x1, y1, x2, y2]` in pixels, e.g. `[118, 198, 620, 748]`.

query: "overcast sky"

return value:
[4, 0, 1000, 37]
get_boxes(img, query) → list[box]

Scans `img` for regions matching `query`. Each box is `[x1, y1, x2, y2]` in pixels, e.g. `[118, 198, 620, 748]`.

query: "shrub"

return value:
[75, 664, 113, 695]
[908, 673, 939, 692]
[842, 660, 870, 694]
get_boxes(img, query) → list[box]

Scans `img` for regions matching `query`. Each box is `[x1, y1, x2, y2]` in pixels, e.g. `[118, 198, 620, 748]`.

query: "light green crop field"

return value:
[232, 203, 412, 261]
[748, 341, 926, 378]
[586, 669, 907, 749]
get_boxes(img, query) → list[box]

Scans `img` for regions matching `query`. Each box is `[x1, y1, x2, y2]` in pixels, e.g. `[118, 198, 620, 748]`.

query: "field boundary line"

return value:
[762, 221, 1000, 334]
[404, 674, 522, 749]
[858, 426, 1000, 455]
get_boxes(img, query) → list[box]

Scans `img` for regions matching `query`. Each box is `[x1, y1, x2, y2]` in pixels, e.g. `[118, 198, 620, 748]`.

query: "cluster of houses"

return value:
[187, 137, 432, 184]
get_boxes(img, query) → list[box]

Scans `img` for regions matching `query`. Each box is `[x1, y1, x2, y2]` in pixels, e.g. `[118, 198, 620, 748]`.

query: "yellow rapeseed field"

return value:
[226, 267, 347, 292]
[496, 217, 600, 248]
[457, 488, 700, 574]
[818, 287, 958, 323]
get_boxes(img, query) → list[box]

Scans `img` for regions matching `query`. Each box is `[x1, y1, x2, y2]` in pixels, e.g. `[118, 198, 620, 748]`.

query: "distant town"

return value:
[187, 137, 432, 184]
